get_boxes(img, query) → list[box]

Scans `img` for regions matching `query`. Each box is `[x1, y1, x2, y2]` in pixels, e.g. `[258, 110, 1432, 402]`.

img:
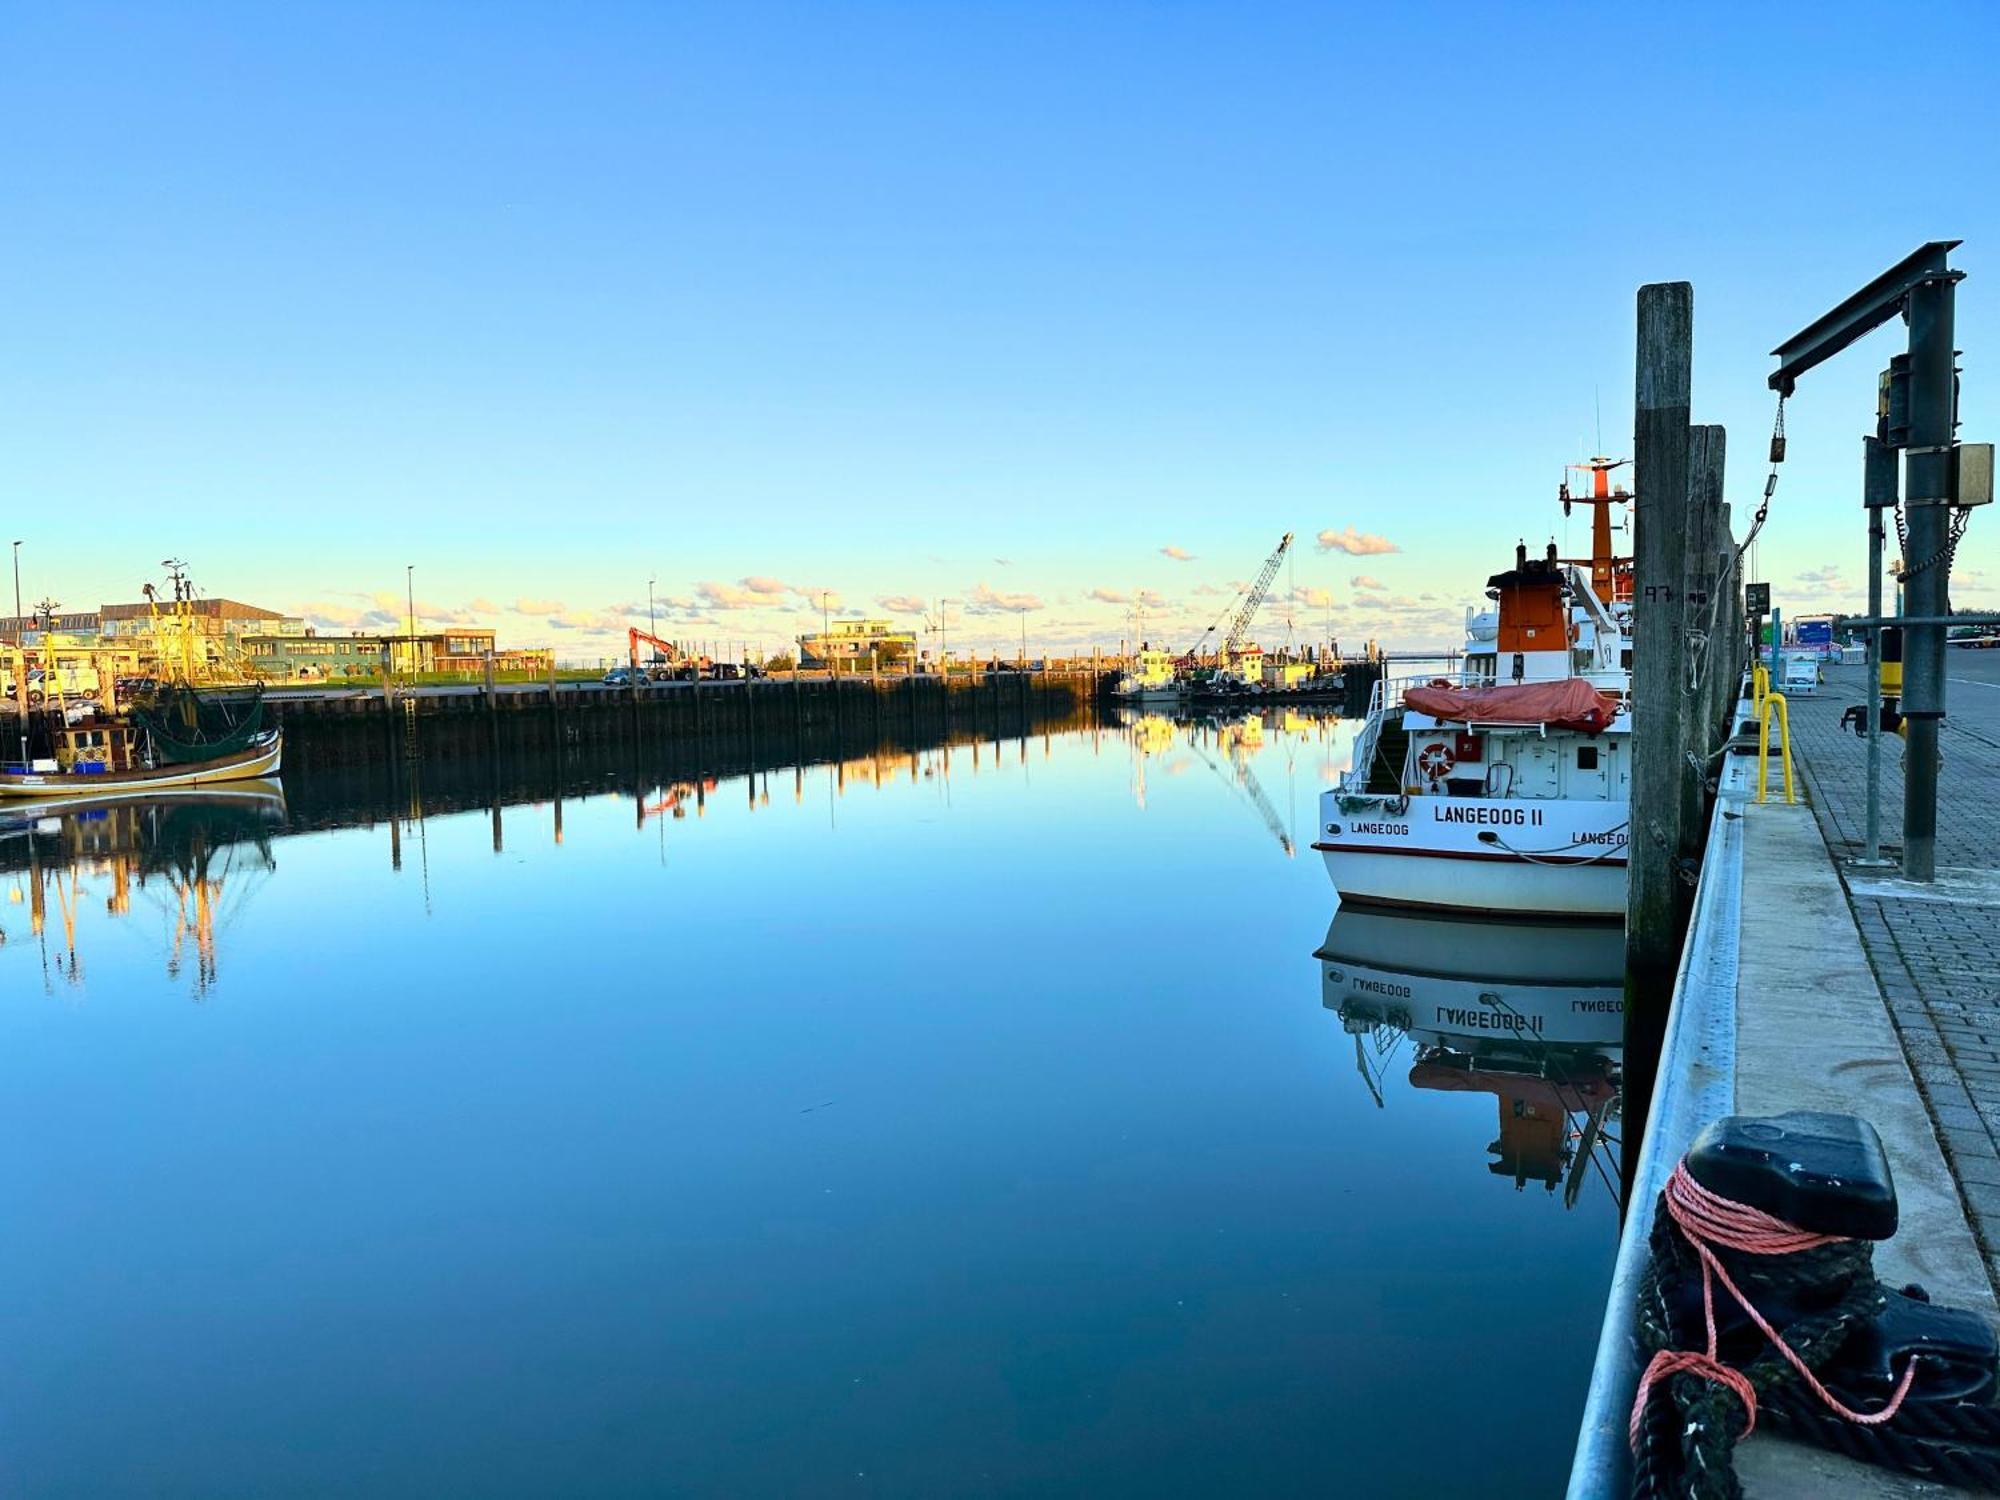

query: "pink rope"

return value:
[1627, 1159, 1922, 1454]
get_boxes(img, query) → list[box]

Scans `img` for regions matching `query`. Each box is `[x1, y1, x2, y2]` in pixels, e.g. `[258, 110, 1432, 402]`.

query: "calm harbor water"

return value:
[0, 708, 1620, 1498]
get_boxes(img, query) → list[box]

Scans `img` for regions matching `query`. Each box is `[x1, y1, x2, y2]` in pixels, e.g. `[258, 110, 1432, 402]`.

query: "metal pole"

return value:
[406, 564, 417, 681]
[1861, 436, 1897, 867]
[1902, 272, 1955, 882]
[10, 540, 23, 764]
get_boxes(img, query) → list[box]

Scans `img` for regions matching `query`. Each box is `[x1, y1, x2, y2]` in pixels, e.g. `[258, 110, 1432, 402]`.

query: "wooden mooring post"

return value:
[1626, 280, 1697, 1147]
[1682, 424, 1727, 838]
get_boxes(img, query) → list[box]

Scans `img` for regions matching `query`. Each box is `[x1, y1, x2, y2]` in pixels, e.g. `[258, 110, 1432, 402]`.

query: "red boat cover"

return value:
[1402, 678, 1619, 733]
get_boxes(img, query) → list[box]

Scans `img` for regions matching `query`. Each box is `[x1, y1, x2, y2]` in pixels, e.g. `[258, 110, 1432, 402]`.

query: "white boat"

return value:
[1316, 464, 1635, 918]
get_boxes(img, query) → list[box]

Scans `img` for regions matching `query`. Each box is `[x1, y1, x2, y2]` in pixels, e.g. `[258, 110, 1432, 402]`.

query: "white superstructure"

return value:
[1316, 536, 1633, 918]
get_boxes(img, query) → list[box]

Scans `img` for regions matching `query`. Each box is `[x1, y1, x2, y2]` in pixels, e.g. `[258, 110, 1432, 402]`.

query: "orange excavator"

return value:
[628, 627, 706, 678]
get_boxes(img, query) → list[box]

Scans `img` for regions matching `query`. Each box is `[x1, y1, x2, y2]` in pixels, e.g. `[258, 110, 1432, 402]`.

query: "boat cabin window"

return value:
[1576, 745, 1598, 771]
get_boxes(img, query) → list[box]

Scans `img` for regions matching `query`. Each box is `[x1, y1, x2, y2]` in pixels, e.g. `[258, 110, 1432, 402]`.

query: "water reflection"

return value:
[0, 713, 1618, 1497]
[1120, 705, 1352, 856]
[0, 782, 284, 996]
[1316, 907, 1624, 1206]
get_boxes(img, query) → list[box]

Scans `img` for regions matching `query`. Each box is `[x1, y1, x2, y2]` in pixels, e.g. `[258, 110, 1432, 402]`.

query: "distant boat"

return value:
[0, 729, 283, 803]
[1112, 645, 1183, 704]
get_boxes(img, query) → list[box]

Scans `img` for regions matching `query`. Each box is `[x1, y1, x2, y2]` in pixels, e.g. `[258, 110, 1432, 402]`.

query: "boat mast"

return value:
[1559, 458, 1633, 603]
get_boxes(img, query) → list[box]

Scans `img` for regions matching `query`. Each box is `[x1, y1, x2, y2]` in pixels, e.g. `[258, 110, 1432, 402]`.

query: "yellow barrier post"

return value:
[1752, 663, 1770, 716]
[1757, 691, 1796, 805]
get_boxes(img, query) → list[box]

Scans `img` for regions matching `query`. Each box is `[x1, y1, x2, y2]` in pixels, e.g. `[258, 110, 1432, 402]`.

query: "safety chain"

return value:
[1742, 394, 1786, 557]
[1894, 503, 1972, 584]
[1684, 395, 1786, 728]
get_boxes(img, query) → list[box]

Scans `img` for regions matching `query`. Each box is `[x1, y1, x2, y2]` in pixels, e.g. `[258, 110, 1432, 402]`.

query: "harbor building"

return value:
[798, 619, 917, 668]
[243, 631, 390, 681]
[244, 627, 553, 680]
[99, 597, 289, 639]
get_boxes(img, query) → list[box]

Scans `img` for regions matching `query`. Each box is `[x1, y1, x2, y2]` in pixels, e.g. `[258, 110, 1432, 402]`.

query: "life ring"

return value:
[1416, 742, 1456, 782]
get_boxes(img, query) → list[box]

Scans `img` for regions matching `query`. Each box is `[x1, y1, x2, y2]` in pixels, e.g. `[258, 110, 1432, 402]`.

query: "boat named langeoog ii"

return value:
[1315, 461, 1636, 919]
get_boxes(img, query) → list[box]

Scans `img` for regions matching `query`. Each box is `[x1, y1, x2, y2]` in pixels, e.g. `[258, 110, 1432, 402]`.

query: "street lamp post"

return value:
[648, 576, 657, 639]
[821, 590, 832, 678]
[9, 541, 22, 765]
[406, 564, 417, 678]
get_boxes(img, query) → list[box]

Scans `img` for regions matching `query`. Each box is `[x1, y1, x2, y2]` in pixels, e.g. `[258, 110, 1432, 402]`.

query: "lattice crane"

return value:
[1178, 531, 1295, 670]
[1218, 531, 1294, 668]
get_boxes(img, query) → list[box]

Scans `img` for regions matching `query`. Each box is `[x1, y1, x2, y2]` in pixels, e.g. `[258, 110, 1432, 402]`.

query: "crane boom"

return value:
[628, 627, 693, 669]
[1219, 532, 1294, 663]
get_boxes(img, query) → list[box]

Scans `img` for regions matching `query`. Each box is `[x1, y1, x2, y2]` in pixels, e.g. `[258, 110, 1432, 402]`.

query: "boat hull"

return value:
[0, 731, 283, 803]
[1315, 790, 1628, 917]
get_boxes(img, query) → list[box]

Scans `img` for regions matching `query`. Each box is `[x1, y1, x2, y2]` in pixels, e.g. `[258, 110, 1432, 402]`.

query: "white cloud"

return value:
[514, 596, 565, 615]
[696, 580, 763, 610]
[1160, 545, 1197, 561]
[876, 593, 930, 614]
[1350, 574, 1386, 592]
[1317, 526, 1399, 556]
[742, 575, 791, 596]
[1087, 587, 1129, 604]
[965, 581, 1045, 614]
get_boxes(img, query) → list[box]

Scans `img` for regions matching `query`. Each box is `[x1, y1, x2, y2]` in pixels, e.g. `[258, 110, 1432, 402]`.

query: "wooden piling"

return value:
[1682, 424, 1727, 838]
[1626, 281, 1695, 1153]
[1709, 500, 1740, 745]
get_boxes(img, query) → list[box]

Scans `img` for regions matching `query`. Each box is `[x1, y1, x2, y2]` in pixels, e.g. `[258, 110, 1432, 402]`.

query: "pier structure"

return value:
[1573, 658, 2000, 1495]
[262, 666, 1108, 783]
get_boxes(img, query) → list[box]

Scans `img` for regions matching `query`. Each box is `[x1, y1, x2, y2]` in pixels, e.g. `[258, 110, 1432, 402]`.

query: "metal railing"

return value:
[1567, 746, 1751, 1495]
[1757, 692, 1796, 804]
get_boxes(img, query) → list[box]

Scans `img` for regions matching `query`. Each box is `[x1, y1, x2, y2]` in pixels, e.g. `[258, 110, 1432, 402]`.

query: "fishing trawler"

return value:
[1314, 461, 1633, 918]
[3, 563, 284, 804]
[2, 683, 282, 802]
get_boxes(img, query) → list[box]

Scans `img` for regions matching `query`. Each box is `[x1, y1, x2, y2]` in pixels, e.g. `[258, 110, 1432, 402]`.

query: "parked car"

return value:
[602, 666, 650, 686]
[710, 663, 742, 681]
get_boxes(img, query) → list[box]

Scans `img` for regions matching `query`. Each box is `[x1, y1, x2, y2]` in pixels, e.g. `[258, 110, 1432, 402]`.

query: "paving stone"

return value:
[1789, 663, 2000, 1287]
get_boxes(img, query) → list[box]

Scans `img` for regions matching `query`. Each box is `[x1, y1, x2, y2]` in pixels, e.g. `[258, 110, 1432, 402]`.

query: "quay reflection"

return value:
[0, 782, 284, 996]
[0, 707, 1353, 1000]
[1316, 906, 1624, 1206]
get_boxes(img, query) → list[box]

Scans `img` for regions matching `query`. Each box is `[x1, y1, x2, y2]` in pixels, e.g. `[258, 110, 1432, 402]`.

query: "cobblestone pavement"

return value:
[1786, 655, 2000, 1289]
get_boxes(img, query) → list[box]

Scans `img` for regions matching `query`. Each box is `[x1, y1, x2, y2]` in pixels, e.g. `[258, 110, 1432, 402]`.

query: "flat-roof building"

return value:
[798, 619, 917, 668]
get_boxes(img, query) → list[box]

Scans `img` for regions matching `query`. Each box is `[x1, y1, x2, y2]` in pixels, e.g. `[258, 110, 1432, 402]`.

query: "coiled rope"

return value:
[1629, 1160, 1931, 1497]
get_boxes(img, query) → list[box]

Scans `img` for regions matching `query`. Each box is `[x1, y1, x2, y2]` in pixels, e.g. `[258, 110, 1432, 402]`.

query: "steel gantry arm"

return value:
[1768, 240, 1962, 395]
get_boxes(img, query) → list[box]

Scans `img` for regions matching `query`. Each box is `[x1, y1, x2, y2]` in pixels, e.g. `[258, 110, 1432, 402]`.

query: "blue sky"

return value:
[4, 1, 1997, 657]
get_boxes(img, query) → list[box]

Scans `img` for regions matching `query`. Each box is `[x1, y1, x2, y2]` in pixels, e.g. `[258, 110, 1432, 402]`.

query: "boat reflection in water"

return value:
[1316, 906, 1624, 1205]
[0, 781, 285, 995]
